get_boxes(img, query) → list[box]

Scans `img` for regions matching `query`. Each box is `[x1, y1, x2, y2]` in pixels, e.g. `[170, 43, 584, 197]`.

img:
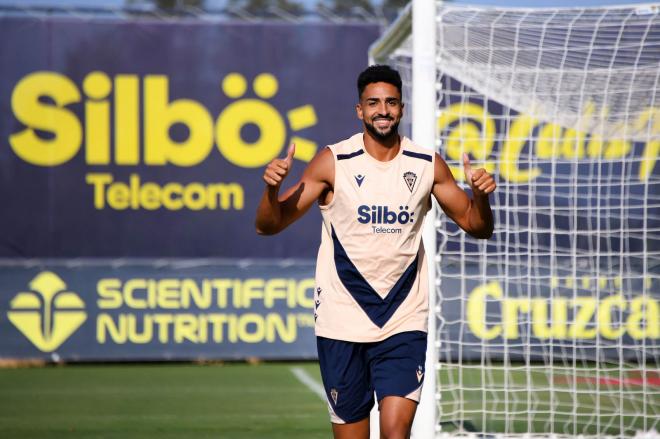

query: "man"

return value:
[255, 65, 495, 439]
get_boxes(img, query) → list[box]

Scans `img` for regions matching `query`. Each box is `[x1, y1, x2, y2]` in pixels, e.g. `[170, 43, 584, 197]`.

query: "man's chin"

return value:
[374, 130, 395, 139]
[365, 123, 398, 141]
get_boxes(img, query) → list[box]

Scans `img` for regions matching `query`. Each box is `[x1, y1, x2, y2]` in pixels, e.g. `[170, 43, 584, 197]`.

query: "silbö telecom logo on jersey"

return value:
[357, 204, 415, 234]
[7, 272, 87, 352]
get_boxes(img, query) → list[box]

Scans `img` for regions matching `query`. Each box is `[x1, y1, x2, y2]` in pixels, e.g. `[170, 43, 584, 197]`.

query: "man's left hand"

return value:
[463, 153, 496, 197]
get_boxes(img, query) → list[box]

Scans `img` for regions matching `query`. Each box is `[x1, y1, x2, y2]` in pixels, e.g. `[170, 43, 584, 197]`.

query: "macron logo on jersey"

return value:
[416, 365, 424, 382]
[354, 174, 365, 187]
[357, 205, 415, 225]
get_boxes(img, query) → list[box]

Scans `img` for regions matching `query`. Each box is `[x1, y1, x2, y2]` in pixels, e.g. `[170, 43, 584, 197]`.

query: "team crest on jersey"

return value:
[403, 171, 417, 192]
[330, 388, 339, 404]
[354, 174, 365, 187]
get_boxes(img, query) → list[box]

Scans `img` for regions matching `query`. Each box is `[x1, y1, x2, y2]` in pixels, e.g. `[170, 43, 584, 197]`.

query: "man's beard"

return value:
[364, 117, 400, 141]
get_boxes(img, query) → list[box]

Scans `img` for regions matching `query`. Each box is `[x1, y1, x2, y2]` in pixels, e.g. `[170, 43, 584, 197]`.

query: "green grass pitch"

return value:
[439, 364, 659, 436]
[1, 362, 657, 438]
[0, 363, 330, 439]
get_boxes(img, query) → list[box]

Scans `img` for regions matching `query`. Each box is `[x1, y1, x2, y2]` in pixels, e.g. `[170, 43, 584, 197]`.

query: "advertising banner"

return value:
[3, 261, 655, 362]
[436, 75, 659, 361]
[439, 266, 659, 362]
[0, 16, 380, 259]
[1, 16, 657, 362]
[0, 15, 380, 361]
[0, 261, 317, 361]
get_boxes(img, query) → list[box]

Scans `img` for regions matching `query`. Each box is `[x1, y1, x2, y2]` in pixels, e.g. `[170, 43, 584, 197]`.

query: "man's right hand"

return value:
[263, 143, 295, 187]
[255, 145, 332, 235]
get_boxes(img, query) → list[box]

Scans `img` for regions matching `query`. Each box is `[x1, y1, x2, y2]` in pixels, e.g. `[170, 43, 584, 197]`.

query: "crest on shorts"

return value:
[416, 365, 424, 383]
[403, 171, 417, 192]
[330, 388, 339, 405]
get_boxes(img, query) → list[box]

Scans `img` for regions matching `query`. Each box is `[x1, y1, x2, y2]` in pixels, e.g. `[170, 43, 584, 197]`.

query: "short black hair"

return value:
[357, 64, 402, 99]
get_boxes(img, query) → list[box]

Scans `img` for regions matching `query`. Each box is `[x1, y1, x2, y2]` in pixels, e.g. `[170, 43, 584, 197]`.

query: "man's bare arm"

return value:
[255, 145, 334, 235]
[431, 152, 495, 239]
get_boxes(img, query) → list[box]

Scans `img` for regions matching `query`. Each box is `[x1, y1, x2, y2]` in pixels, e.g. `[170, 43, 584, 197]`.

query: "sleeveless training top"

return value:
[314, 133, 435, 342]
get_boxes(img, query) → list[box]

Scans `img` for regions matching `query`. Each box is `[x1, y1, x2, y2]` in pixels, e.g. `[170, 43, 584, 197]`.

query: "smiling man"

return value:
[256, 65, 496, 439]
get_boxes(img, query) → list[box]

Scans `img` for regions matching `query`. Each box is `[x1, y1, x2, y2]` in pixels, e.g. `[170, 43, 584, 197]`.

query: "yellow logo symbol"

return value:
[7, 272, 87, 352]
[218, 72, 318, 168]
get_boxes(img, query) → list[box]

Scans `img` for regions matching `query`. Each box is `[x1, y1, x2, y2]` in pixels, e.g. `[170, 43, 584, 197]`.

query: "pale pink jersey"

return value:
[314, 133, 434, 342]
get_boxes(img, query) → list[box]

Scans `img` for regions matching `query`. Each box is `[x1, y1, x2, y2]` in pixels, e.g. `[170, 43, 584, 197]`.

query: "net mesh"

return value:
[385, 3, 660, 437]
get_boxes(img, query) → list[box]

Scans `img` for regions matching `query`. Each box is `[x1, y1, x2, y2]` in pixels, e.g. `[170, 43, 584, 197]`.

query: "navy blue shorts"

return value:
[316, 330, 427, 424]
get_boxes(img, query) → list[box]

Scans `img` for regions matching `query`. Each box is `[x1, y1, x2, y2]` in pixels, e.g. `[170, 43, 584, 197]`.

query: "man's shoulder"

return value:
[326, 133, 363, 155]
[401, 136, 436, 164]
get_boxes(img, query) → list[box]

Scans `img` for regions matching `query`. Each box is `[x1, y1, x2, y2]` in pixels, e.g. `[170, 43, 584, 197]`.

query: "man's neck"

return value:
[362, 131, 401, 162]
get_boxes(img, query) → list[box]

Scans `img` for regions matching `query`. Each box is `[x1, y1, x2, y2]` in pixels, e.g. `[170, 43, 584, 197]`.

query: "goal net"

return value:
[372, 2, 660, 437]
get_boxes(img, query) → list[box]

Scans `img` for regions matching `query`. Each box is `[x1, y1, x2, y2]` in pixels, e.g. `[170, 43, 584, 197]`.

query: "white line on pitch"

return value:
[290, 366, 325, 401]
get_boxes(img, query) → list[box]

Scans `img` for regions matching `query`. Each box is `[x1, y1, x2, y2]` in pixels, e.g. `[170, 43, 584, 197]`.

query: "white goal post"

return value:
[370, 2, 660, 438]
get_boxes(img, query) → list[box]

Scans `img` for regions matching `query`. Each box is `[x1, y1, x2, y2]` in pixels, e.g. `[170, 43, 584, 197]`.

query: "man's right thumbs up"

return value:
[284, 143, 296, 168]
[263, 143, 296, 188]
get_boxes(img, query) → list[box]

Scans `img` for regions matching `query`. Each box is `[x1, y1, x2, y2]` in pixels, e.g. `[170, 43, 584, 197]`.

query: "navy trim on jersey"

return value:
[402, 150, 432, 162]
[337, 149, 365, 161]
[331, 225, 418, 328]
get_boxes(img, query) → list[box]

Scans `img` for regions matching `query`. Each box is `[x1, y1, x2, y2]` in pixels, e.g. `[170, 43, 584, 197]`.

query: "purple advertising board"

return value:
[0, 16, 380, 259]
[1, 16, 656, 363]
[0, 16, 379, 361]
[436, 75, 659, 362]
[0, 261, 318, 361]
